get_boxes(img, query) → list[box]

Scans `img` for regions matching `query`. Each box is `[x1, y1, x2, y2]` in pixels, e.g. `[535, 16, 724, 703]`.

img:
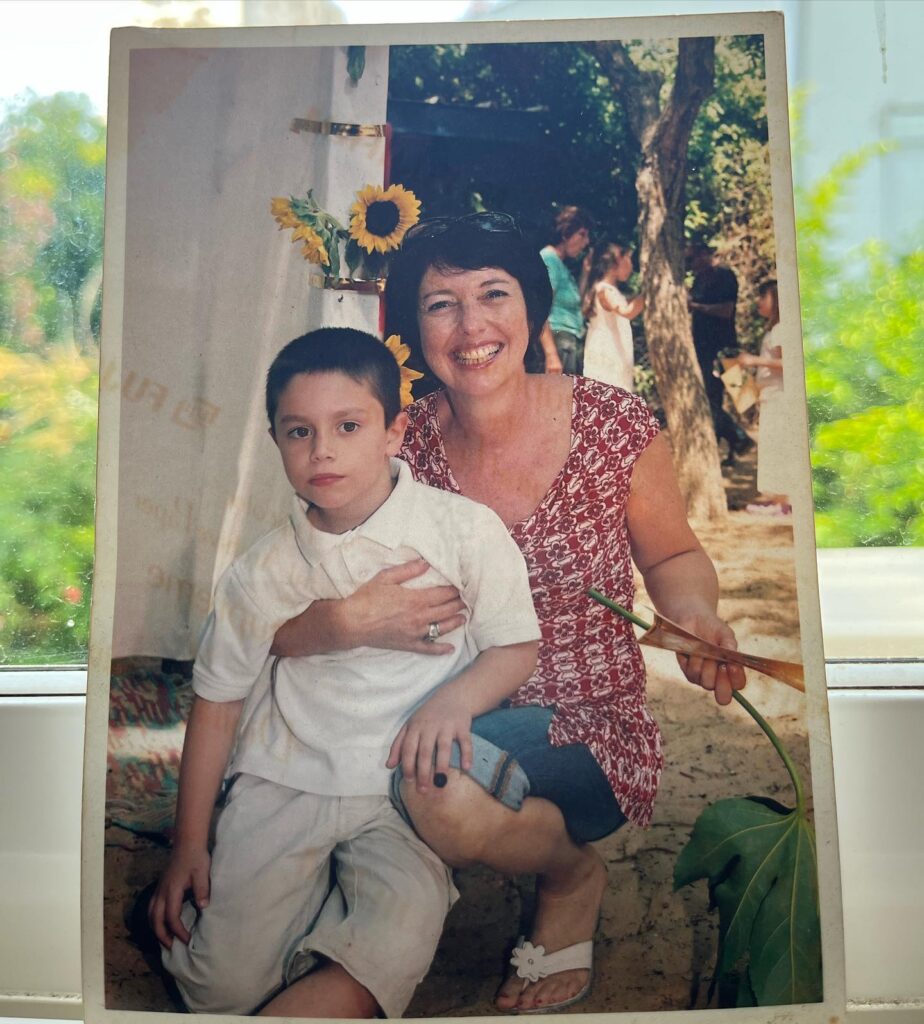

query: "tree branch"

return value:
[656, 37, 716, 216]
[587, 40, 662, 145]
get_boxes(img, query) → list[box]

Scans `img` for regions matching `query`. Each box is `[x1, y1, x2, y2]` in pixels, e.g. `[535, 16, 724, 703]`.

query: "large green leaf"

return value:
[674, 795, 822, 1006]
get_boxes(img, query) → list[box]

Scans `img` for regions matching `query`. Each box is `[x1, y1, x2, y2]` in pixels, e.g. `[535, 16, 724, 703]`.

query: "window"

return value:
[1, 0, 921, 1013]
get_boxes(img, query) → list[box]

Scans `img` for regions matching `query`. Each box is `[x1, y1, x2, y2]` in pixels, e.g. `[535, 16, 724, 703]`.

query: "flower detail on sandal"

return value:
[510, 940, 547, 983]
[506, 936, 595, 1013]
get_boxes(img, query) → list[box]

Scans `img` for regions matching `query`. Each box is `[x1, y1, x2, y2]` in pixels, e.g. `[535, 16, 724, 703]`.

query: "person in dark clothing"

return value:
[686, 244, 754, 465]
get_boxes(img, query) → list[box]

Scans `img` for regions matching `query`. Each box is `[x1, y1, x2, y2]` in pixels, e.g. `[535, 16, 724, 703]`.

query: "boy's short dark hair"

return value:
[266, 327, 401, 429]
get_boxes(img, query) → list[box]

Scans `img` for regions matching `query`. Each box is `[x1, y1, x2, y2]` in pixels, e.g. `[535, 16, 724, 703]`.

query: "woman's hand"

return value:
[339, 559, 468, 654]
[148, 844, 211, 949]
[271, 559, 467, 657]
[386, 688, 473, 794]
[674, 609, 746, 706]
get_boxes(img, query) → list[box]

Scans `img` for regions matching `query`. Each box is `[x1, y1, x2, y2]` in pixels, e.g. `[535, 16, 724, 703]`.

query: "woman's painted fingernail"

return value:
[434, 772, 448, 788]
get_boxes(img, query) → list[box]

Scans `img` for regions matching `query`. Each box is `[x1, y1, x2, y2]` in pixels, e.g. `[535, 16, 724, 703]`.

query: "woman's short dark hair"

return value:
[384, 215, 553, 390]
[550, 205, 595, 244]
[266, 327, 401, 429]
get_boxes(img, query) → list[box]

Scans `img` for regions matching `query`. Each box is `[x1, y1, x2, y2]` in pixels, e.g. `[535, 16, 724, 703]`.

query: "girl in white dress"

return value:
[581, 244, 644, 391]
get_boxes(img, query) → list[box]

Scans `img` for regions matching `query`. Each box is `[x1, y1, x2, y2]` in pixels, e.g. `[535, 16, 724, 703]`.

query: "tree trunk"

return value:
[591, 38, 727, 519]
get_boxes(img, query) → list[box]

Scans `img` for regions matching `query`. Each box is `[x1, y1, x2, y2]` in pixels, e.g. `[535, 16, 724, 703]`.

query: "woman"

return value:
[581, 243, 644, 391]
[538, 205, 594, 375]
[274, 213, 745, 1014]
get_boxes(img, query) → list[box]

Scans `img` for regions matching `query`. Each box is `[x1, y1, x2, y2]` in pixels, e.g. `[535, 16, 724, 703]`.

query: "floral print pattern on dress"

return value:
[401, 376, 662, 826]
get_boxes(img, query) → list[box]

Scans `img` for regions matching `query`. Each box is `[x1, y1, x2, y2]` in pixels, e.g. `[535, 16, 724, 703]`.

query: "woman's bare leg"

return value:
[401, 770, 607, 1012]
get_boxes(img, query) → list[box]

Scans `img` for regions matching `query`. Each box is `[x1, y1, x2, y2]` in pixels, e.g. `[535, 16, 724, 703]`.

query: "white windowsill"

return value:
[0, 669, 88, 697]
[816, 548, 924, 661]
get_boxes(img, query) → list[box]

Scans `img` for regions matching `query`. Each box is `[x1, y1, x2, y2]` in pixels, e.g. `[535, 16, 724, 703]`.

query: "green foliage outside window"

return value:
[1, 92, 101, 664]
[797, 146, 924, 546]
[0, 347, 97, 662]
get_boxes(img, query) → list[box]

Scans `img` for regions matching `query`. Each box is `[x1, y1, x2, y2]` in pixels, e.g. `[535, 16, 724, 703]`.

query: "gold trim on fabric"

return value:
[291, 118, 386, 138]
[308, 276, 385, 295]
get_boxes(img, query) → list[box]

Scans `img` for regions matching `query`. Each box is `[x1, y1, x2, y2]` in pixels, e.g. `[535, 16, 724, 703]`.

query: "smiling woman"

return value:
[385, 212, 554, 390]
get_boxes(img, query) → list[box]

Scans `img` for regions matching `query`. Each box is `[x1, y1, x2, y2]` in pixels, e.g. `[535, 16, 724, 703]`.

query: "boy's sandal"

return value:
[506, 937, 594, 1014]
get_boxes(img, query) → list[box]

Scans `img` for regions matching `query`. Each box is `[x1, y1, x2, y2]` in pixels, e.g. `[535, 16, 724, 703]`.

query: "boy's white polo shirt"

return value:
[193, 458, 540, 796]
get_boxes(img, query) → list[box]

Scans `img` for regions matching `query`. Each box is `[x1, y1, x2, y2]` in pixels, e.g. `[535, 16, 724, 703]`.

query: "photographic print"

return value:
[83, 13, 845, 1024]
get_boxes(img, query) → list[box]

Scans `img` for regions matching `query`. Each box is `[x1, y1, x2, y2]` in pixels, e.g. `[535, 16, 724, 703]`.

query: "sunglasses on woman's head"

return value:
[403, 212, 521, 245]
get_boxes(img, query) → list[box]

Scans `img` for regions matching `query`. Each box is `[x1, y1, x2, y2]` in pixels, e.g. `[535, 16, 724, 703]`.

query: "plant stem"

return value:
[587, 586, 806, 813]
[732, 689, 805, 813]
[586, 588, 652, 629]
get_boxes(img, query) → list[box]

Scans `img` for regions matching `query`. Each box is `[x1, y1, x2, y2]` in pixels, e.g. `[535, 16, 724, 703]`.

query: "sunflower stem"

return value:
[587, 586, 806, 812]
[586, 588, 652, 629]
[731, 689, 805, 813]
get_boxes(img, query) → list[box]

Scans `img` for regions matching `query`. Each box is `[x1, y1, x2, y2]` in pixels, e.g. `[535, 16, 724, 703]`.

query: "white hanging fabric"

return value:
[110, 44, 388, 658]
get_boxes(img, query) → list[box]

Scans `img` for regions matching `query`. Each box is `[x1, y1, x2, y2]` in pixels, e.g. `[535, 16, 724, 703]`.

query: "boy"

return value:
[149, 328, 540, 1019]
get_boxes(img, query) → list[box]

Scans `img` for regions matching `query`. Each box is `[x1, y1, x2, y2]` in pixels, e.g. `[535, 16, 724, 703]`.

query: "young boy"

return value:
[148, 328, 540, 1019]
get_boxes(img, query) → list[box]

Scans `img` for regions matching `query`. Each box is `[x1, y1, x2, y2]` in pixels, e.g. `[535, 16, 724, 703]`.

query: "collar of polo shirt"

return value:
[290, 457, 412, 566]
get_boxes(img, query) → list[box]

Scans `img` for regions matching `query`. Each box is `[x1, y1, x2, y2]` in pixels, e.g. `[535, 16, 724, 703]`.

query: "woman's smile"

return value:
[452, 342, 503, 367]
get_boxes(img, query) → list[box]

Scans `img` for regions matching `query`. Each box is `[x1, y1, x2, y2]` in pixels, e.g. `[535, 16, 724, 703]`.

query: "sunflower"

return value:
[270, 197, 300, 230]
[349, 184, 421, 254]
[384, 334, 425, 408]
[290, 223, 329, 266]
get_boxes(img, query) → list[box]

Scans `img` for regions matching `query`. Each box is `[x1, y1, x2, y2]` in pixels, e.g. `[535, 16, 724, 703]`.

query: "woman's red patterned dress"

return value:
[400, 375, 663, 827]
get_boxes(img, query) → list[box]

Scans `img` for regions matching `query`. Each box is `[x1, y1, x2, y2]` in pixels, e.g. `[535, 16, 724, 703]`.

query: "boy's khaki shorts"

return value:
[163, 774, 458, 1018]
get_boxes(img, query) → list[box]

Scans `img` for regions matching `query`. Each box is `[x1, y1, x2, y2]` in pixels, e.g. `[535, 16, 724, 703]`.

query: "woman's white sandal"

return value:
[506, 937, 594, 1013]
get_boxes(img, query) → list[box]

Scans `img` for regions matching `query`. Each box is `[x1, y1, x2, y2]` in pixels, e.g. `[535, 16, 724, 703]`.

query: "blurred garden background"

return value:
[1, 2, 921, 665]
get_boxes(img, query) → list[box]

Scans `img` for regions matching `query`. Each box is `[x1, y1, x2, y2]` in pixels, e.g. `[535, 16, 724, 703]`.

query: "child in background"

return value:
[737, 279, 791, 515]
[581, 243, 645, 392]
[149, 328, 540, 1018]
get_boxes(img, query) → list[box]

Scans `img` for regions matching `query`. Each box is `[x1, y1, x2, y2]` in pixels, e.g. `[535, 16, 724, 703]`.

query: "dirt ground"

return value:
[103, 446, 813, 1016]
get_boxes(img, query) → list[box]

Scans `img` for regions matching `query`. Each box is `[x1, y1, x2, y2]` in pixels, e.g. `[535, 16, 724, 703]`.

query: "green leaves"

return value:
[674, 793, 822, 1006]
[289, 189, 346, 276]
[673, 685, 822, 1006]
[0, 92, 105, 350]
[344, 237, 363, 277]
[347, 46, 366, 84]
[0, 349, 98, 663]
[795, 129, 924, 547]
